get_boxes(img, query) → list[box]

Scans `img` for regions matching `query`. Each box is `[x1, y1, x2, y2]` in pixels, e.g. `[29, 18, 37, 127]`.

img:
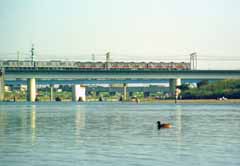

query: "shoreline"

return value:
[1, 99, 240, 104]
[149, 99, 240, 104]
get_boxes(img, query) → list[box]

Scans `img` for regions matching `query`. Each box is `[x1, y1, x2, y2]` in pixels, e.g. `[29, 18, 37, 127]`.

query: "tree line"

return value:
[179, 79, 240, 99]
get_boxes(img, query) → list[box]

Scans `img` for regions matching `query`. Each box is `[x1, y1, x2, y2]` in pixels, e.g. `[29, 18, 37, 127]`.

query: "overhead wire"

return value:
[0, 52, 240, 61]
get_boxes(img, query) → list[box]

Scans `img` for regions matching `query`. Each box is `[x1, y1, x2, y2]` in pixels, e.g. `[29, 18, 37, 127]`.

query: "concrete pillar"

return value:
[123, 83, 127, 101]
[72, 85, 86, 102]
[169, 78, 181, 97]
[176, 78, 181, 100]
[50, 84, 54, 101]
[0, 68, 4, 101]
[176, 78, 181, 87]
[27, 78, 36, 102]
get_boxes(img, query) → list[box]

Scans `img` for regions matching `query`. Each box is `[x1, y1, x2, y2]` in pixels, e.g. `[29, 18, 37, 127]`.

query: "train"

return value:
[0, 60, 191, 70]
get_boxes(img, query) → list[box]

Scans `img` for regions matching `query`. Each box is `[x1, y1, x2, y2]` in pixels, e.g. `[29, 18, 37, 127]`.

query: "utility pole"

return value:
[190, 52, 197, 70]
[17, 51, 20, 61]
[195, 53, 198, 69]
[91, 54, 95, 62]
[106, 52, 110, 63]
[105, 52, 110, 69]
[17, 51, 20, 67]
[31, 44, 34, 66]
[190, 54, 193, 69]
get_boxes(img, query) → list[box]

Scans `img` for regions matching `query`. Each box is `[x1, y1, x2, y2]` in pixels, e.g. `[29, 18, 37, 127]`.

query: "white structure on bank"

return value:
[72, 85, 86, 101]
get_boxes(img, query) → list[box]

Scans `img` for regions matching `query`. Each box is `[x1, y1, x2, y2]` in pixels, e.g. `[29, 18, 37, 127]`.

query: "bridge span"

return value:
[4, 69, 240, 80]
[1, 68, 240, 102]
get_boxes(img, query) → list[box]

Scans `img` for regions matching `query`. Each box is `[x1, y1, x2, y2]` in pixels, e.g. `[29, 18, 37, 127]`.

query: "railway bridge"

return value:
[1, 63, 240, 102]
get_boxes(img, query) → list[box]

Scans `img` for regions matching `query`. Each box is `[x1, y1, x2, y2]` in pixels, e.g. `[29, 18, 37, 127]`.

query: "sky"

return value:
[0, 0, 240, 69]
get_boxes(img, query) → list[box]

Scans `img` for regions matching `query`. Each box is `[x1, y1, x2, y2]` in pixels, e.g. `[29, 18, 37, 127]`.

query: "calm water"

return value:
[0, 102, 240, 166]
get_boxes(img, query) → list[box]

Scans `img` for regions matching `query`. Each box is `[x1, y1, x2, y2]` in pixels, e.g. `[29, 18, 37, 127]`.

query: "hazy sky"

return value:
[0, 0, 240, 69]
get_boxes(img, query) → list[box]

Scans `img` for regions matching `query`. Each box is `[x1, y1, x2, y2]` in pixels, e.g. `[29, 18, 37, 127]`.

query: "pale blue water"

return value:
[0, 102, 240, 166]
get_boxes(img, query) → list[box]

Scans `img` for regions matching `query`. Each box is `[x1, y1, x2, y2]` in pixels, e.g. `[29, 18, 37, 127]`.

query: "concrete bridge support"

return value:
[176, 78, 181, 87]
[0, 69, 4, 101]
[169, 78, 181, 97]
[123, 83, 127, 101]
[72, 85, 86, 101]
[50, 84, 54, 101]
[27, 78, 36, 102]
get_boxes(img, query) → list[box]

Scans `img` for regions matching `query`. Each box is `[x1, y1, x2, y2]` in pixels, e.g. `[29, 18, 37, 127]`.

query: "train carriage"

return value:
[0, 60, 191, 71]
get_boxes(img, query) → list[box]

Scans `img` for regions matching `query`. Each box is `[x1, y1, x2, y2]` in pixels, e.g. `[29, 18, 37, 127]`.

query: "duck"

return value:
[157, 121, 172, 129]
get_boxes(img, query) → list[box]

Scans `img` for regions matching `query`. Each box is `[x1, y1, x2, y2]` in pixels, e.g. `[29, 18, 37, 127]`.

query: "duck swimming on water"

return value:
[157, 121, 172, 129]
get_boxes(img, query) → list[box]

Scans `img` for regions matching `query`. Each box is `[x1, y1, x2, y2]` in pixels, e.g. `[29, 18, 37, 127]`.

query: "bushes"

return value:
[181, 79, 240, 99]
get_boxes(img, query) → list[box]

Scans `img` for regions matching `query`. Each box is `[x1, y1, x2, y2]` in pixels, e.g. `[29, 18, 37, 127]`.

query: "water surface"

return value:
[0, 102, 240, 166]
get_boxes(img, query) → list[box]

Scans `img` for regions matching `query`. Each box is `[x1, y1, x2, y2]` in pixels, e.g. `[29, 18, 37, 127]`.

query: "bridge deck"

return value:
[4, 68, 240, 80]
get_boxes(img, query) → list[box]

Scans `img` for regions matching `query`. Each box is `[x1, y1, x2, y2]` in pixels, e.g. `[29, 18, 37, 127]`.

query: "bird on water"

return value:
[157, 121, 172, 129]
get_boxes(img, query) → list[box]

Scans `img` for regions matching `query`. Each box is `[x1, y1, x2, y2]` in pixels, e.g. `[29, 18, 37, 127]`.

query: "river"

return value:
[0, 102, 239, 166]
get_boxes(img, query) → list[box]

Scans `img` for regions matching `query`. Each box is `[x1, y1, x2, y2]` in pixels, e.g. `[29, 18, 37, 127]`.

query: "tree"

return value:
[197, 80, 209, 88]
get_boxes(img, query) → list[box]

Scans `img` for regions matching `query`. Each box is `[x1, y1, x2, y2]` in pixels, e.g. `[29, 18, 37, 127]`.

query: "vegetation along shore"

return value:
[2, 79, 240, 103]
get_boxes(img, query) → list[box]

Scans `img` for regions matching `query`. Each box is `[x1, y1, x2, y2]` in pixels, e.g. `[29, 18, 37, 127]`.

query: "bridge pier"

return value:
[123, 83, 127, 101]
[0, 68, 5, 101]
[72, 85, 86, 102]
[27, 78, 36, 102]
[50, 84, 54, 101]
[169, 78, 181, 97]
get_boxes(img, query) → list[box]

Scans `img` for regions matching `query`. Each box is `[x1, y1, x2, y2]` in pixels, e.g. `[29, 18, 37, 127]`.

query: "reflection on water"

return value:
[176, 105, 183, 146]
[75, 106, 85, 144]
[31, 105, 36, 145]
[0, 103, 239, 166]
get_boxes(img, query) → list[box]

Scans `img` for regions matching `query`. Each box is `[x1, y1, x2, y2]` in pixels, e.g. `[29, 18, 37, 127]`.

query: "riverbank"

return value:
[1, 99, 240, 104]
[151, 99, 240, 104]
